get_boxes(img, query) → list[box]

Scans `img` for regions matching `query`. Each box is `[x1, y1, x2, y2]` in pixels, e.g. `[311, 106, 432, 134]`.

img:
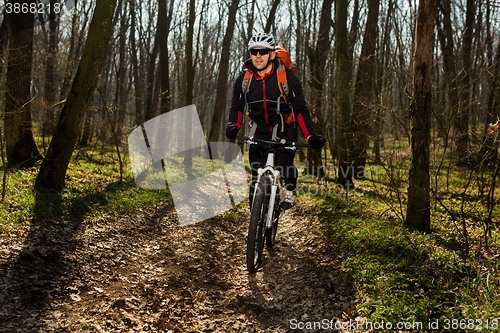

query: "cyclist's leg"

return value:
[277, 125, 298, 207]
[276, 151, 297, 208]
[285, 125, 298, 191]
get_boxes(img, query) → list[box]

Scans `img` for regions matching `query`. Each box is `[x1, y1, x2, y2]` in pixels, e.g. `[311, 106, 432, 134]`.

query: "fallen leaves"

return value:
[0, 202, 355, 332]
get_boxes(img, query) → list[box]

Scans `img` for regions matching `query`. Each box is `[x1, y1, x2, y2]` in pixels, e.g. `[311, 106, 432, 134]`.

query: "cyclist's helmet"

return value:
[248, 33, 276, 51]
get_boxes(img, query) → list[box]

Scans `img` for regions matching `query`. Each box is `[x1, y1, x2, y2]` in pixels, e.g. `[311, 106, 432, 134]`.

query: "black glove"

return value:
[308, 135, 326, 149]
[226, 125, 239, 140]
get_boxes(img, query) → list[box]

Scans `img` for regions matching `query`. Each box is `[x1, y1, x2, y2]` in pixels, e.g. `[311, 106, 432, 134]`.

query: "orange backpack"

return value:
[275, 46, 298, 75]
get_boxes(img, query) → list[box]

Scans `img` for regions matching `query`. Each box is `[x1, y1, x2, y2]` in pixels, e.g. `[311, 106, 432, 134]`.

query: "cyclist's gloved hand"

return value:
[308, 135, 326, 149]
[226, 125, 239, 140]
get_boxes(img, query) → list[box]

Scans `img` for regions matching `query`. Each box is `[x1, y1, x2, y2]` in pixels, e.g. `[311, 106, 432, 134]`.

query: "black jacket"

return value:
[228, 58, 315, 138]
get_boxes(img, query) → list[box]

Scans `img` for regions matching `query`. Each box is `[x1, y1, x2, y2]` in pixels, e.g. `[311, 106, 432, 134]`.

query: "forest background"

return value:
[1, 0, 500, 328]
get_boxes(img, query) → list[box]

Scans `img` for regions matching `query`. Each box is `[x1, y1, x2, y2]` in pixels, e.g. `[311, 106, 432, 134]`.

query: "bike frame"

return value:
[252, 151, 281, 229]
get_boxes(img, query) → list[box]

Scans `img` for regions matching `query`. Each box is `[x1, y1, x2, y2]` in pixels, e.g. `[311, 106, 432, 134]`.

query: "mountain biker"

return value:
[225, 32, 325, 210]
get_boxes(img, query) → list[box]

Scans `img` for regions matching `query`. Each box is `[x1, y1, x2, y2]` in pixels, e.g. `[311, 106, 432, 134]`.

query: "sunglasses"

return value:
[250, 48, 271, 56]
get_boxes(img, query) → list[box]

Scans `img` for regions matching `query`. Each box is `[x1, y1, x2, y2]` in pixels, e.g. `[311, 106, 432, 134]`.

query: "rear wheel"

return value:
[246, 175, 270, 273]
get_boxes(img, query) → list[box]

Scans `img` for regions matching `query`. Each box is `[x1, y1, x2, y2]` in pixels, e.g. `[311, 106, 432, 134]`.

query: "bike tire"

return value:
[265, 204, 280, 248]
[246, 175, 270, 273]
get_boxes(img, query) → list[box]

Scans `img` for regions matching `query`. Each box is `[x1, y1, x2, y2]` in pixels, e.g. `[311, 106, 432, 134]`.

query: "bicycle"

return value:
[236, 135, 309, 273]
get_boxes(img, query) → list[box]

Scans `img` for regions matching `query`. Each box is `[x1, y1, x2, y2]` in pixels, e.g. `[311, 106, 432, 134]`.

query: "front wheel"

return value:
[266, 179, 283, 248]
[265, 204, 280, 248]
[246, 175, 270, 273]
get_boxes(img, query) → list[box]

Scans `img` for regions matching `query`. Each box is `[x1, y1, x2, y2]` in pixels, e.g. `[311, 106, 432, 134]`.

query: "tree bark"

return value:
[454, 0, 474, 164]
[350, 0, 380, 179]
[348, 0, 360, 79]
[305, 0, 333, 177]
[208, 0, 240, 143]
[335, 0, 353, 187]
[406, 0, 437, 232]
[373, 0, 394, 164]
[144, 28, 160, 121]
[158, 0, 175, 114]
[35, 0, 118, 191]
[114, 0, 128, 140]
[43, 0, 59, 138]
[130, 0, 144, 125]
[183, 0, 196, 179]
[3, 0, 41, 166]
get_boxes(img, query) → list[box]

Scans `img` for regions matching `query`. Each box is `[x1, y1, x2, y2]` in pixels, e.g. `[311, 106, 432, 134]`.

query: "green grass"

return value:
[297, 164, 500, 331]
[0, 147, 172, 236]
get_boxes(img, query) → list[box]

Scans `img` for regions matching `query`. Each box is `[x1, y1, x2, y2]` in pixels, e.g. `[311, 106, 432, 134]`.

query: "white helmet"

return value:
[248, 33, 276, 51]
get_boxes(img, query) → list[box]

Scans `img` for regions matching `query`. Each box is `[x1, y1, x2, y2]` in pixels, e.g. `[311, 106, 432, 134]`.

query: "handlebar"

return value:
[235, 135, 310, 149]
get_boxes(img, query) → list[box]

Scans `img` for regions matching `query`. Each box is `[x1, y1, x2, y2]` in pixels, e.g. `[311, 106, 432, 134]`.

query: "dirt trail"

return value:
[0, 201, 354, 332]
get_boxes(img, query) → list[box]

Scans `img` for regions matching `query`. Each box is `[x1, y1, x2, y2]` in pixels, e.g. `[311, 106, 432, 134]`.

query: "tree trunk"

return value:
[144, 28, 160, 121]
[350, 0, 380, 179]
[455, 0, 474, 164]
[348, 0, 360, 79]
[208, 0, 240, 144]
[35, 0, 118, 191]
[406, 0, 437, 233]
[294, 0, 303, 79]
[183, 0, 196, 179]
[158, 0, 175, 114]
[114, 0, 128, 140]
[373, 0, 394, 164]
[335, 0, 353, 188]
[438, 0, 459, 139]
[130, 0, 144, 125]
[43, 0, 59, 139]
[305, 0, 333, 177]
[4, 0, 41, 166]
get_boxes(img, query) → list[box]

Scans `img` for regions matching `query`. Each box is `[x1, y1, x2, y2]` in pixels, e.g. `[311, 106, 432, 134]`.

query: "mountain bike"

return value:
[236, 135, 309, 273]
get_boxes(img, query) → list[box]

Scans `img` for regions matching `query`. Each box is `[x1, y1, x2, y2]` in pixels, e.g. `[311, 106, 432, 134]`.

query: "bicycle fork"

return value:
[253, 170, 281, 229]
[265, 170, 281, 228]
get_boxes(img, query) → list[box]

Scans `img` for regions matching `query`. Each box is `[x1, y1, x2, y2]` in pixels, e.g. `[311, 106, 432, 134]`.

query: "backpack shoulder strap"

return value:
[242, 70, 253, 93]
[276, 63, 297, 126]
[242, 70, 253, 114]
[276, 62, 289, 103]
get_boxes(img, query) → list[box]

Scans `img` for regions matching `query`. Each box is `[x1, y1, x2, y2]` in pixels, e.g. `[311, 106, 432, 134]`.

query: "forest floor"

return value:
[0, 199, 356, 332]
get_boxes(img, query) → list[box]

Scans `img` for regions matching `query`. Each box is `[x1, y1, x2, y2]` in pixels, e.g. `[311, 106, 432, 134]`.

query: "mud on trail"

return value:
[0, 201, 355, 332]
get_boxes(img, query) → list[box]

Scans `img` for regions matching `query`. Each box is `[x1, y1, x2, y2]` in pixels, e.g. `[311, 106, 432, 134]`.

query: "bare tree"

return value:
[42, 0, 60, 139]
[3, 0, 41, 166]
[144, 18, 160, 121]
[454, 0, 474, 164]
[406, 0, 437, 232]
[335, 0, 352, 187]
[158, 0, 175, 114]
[35, 0, 118, 191]
[208, 0, 240, 143]
[183, 0, 196, 179]
[350, 0, 380, 179]
[305, 0, 333, 177]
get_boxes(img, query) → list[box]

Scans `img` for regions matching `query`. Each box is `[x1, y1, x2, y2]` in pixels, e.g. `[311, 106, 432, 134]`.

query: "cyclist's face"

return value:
[250, 48, 275, 72]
